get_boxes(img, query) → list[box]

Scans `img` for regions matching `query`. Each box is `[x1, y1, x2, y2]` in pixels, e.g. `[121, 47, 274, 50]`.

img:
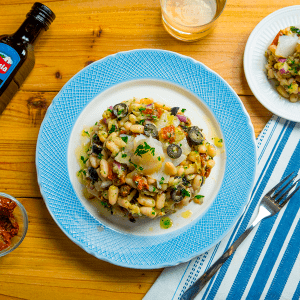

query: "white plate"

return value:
[244, 6, 300, 122]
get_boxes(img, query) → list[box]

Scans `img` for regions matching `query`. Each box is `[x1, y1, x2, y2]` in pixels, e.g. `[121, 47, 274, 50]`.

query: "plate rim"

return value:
[36, 49, 256, 269]
[244, 5, 300, 122]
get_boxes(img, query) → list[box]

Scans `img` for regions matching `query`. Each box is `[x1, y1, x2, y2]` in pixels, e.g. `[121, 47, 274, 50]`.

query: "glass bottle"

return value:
[0, 2, 55, 114]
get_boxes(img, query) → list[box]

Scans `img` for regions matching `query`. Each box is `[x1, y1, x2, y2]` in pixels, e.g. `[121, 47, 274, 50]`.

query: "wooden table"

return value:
[2, 0, 290, 298]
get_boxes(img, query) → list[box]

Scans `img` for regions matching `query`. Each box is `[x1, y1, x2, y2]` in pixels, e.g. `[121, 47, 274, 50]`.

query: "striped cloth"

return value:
[144, 115, 300, 300]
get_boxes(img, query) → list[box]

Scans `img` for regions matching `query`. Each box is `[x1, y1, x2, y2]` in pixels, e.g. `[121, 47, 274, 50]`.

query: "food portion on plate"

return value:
[265, 26, 300, 103]
[77, 97, 222, 222]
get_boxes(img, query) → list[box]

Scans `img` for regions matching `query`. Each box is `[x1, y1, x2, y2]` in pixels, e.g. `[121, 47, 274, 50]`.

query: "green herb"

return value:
[129, 159, 143, 171]
[139, 166, 144, 171]
[152, 187, 156, 192]
[95, 122, 98, 125]
[291, 26, 300, 35]
[134, 142, 155, 157]
[117, 109, 124, 115]
[138, 119, 145, 124]
[109, 124, 116, 134]
[152, 116, 158, 120]
[77, 169, 86, 176]
[122, 153, 127, 158]
[139, 107, 146, 111]
[101, 201, 109, 208]
[159, 177, 165, 185]
[98, 153, 103, 159]
[182, 189, 190, 197]
[218, 139, 223, 143]
[288, 83, 293, 89]
[84, 130, 90, 136]
[195, 195, 204, 199]
[181, 108, 186, 113]
[121, 136, 128, 143]
[158, 156, 161, 161]
[80, 156, 88, 164]
[108, 108, 112, 113]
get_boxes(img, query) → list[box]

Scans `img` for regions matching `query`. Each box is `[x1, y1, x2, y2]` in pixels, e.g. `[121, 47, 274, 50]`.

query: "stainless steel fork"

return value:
[181, 172, 300, 300]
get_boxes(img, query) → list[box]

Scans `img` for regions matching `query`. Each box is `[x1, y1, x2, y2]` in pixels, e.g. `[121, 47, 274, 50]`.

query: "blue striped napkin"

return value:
[144, 115, 300, 300]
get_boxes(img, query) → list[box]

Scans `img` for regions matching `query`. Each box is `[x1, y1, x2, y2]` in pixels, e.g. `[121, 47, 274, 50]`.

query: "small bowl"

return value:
[0, 192, 28, 257]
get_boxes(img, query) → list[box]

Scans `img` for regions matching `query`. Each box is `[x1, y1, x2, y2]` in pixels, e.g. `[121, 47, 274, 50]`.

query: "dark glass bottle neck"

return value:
[12, 16, 45, 46]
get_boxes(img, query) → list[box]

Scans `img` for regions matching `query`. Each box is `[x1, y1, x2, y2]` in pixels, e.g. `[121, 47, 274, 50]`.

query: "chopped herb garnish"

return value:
[152, 187, 156, 192]
[159, 177, 165, 185]
[139, 107, 146, 111]
[291, 26, 300, 35]
[95, 122, 98, 125]
[109, 124, 116, 134]
[134, 142, 155, 157]
[84, 130, 90, 136]
[108, 108, 112, 113]
[121, 136, 128, 143]
[182, 189, 190, 197]
[78, 169, 86, 176]
[181, 108, 186, 113]
[117, 109, 124, 115]
[80, 156, 88, 164]
[195, 195, 204, 199]
[122, 153, 127, 158]
[158, 156, 161, 161]
[138, 119, 145, 124]
[98, 153, 103, 159]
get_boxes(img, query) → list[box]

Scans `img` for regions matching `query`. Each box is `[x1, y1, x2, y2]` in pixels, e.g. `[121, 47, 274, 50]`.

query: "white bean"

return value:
[207, 145, 216, 157]
[164, 162, 177, 176]
[156, 193, 166, 209]
[89, 155, 100, 168]
[108, 185, 119, 205]
[192, 175, 202, 191]
[100, 159, 109, 178]
[130, 124, 144, 133]
[140, 206, 156, 218]
[138, 195, 156, 207]
[106, 141, 119, 156]
[206, 159, 215, 168]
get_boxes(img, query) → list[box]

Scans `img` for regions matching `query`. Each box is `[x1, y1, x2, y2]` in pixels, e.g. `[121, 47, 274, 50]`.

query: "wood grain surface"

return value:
[1, 0, 291, 298]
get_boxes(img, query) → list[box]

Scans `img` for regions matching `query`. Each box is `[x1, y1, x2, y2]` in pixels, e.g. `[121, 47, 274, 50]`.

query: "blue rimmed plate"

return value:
[36, 49, 256, 269]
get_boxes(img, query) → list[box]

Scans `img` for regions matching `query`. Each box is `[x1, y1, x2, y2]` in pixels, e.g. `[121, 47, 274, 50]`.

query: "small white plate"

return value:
[244, 6, 300, 122]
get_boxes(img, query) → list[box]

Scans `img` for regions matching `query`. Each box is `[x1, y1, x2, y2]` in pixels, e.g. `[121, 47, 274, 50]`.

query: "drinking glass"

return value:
[160, 0, 227, 41]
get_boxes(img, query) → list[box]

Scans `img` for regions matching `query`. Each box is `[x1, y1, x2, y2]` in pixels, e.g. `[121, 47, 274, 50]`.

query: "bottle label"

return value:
[0, 43, 21, 89]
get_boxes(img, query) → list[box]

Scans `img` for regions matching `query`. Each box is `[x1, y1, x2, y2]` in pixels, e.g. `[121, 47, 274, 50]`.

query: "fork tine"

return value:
[273, 175, 298, 202]
[265, 172, 295, 196]
[279, 180, 300, 207]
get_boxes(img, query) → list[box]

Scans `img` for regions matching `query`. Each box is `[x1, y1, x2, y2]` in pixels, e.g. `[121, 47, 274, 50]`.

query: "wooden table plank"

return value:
[0, 0, 282, 298]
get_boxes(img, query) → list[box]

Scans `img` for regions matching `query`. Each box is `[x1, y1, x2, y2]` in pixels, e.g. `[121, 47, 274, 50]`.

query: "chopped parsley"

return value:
[121, 136, 128, 143]
[122, 153, 127, 158]
[195, 195, 204, 199]
[134, 142, 155, 157]
[182, 189, 190, 197]
[109, 124, 116, 134]
[98, 153, 103, 159]
[95, 122, 98, 125]
[152, 187, 156, 192]
[108, 108, 112, 113]
[129, 159, 143, 171]
[291, 26, 300, 35]
[181, 108, 186, 113]
[159, 177, 165, 185]
[139, 107, 146, 112]
[158, 156, 161, 161]
[83, 130, 90, 136]
[138, 119, 145, 124]
[117, 109, 124, 115]
[77, 169, 86, 176]
[80, 156, 88, 164]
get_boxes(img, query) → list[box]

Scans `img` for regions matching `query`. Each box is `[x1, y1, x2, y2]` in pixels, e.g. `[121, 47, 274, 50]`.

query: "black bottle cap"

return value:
[26, 2, 56, 31]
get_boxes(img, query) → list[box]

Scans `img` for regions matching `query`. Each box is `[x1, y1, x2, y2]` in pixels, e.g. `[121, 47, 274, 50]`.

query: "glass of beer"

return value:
[160, 0, 227, 41]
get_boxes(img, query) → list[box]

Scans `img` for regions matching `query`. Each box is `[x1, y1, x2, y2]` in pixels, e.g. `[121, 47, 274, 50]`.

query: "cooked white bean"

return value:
[206, 159, 215, 168]
[106, 141, 119, 156]
[156, 193, 166, 209]
[89, 155, 100, 168]
[164, 162, 177, 176]
[138, 195, 156, 207]
[140, 206, 156, 218]
[147, 176, 156, 185]
[207, 145, 216, 157]
[125, 177, 136, 188]
[130, 124, 144, 133]
[100, 159, 109, 178]
[124, 121, 133, 131]
[114, 137, 127, 148]
[188, 151, 198, 162]
[108, 185, 119, 205]
[192, 175, 202, 191]
[198, 144, 207, 154]
[117, 197, 130, 209]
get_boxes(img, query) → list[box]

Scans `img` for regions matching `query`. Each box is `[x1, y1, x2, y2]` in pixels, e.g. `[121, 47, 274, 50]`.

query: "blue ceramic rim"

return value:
[36, 49, 256, 269]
